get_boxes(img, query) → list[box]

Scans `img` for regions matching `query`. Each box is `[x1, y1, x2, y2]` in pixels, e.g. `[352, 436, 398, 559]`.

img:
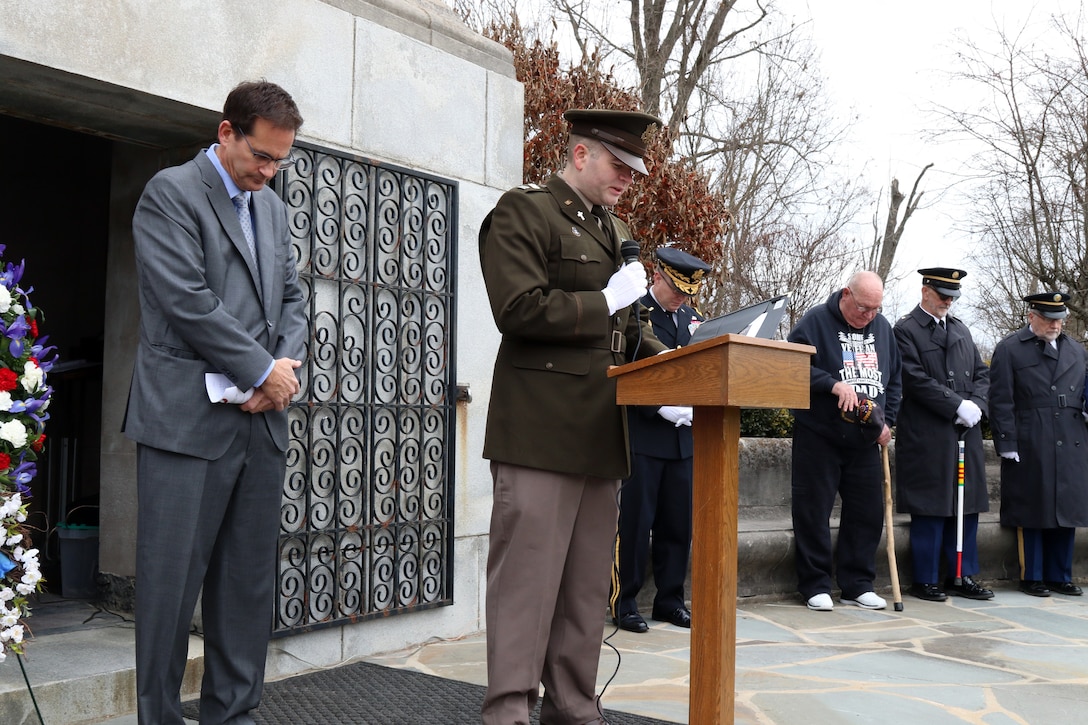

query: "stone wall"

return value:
[0, 0, 521, 674]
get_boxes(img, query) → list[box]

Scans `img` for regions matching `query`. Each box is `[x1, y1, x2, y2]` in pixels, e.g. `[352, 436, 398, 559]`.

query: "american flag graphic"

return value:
[855, 351, 878, 368]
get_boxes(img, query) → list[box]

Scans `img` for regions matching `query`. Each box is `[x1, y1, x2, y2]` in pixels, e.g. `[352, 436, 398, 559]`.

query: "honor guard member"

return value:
[894, 268, 993, 601]
[479, 108, 669, 725]
[611, 246, 712, 633]
[990, 292, 1088, 597]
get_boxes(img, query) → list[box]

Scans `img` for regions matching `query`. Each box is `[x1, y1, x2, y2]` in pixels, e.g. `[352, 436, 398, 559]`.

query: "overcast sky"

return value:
[775, 0, 1078, 318]
[490, 0, 1079, 327]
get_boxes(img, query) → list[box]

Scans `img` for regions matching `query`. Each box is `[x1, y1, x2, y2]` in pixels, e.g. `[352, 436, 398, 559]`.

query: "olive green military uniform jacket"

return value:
[479, 174, 666, 480]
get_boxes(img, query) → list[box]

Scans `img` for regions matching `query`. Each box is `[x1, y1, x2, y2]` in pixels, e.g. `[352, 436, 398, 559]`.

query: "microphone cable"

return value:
[595, 477, 630, 725]
[595, 239, 645, 723]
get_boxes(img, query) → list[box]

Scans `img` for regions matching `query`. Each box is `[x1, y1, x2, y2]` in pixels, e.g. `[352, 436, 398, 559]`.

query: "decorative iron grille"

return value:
[272, 141, 457, 635]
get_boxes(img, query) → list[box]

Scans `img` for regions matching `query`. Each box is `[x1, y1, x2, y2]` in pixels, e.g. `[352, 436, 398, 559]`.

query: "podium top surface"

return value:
[607, 334, 814, 378]
[607, 334, 815, 409]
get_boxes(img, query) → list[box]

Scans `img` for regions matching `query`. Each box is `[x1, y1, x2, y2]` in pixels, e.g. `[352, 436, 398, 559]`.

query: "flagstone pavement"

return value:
[18, 581, 1088, 724]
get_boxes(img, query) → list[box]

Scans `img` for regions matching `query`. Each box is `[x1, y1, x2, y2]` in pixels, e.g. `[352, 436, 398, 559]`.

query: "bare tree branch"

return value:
[868, 163, 933, 280]
[939, 12, 1088, 342]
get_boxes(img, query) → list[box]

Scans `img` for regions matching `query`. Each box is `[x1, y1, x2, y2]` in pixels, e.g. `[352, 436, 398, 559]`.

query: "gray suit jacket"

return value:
[124, 150, 307, 459]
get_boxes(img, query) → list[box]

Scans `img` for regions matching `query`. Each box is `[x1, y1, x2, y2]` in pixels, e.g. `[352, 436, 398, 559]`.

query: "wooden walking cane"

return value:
[881, 444, 903, 611]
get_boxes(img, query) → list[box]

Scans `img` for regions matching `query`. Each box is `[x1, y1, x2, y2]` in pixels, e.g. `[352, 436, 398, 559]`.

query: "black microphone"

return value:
[618, 239, 643, 360]
[620, 239, 641, 265]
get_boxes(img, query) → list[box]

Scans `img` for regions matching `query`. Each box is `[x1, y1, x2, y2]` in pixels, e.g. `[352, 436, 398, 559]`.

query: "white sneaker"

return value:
[806, 593, 833, 611]
[842, 591, 887, 610]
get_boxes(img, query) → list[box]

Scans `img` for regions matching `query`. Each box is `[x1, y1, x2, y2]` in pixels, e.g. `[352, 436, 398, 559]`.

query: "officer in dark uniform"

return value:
[894, 268, 993, 601]
[611, 246, 712, 633]
[990, 292, 1088, 597]
[479, 108, 669, 725]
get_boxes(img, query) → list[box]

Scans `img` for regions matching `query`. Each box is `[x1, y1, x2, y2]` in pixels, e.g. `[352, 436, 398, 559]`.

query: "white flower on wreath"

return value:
[0, 420, 26, 449]
[0, 493, 22, 519]
[20, 360, 42, 393]
[0, 286, 9, 314]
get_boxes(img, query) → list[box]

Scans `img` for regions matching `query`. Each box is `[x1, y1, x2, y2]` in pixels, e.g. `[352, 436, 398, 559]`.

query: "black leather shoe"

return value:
[1045, 581, 1083, 596]
[909, 583, 947, 602]
[1019, 580, 1051, 597]
[614, 612, 648, 633]
[652, 606, 691, 628]
[944, 576, 994, 600]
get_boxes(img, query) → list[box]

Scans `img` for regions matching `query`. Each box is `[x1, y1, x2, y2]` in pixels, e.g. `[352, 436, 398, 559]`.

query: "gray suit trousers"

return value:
[135, 414, 285, 725]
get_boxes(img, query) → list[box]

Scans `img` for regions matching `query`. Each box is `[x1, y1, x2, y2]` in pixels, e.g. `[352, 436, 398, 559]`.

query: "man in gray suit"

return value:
[124, 80, 307, 725]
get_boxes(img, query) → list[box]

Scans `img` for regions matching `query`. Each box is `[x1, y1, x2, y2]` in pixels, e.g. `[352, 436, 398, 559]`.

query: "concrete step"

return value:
[0, 597, 202, 725]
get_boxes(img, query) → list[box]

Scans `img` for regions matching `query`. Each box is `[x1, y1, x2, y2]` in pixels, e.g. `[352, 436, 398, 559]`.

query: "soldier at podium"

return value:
[787, 270, 902, 612]
[610, 247, 711, 633]
[477, 108, 669, 724]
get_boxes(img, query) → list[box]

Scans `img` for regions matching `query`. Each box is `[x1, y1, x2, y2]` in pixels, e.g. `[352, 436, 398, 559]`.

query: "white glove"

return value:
[955, 399, 982, 428]
[1000, 451, 1020, 462]
[658, 405, 693, 427]
[602, 262, 648, 315]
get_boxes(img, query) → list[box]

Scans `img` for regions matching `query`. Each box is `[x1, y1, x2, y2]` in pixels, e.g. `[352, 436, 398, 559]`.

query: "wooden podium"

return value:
[608, 334, 814, 724]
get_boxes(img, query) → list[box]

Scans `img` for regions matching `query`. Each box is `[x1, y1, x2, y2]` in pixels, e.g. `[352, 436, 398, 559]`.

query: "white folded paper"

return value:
[205, 373, 254, 404]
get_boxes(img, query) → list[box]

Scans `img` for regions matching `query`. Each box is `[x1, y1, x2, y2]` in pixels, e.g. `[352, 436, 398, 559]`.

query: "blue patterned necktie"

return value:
[232, 193, 258, 270]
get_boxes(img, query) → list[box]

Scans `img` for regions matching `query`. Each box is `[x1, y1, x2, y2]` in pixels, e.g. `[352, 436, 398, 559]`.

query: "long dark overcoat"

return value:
[479, 175, 666, 480]
[893, 307, 989, 516]
[989, 327, 1088, 528]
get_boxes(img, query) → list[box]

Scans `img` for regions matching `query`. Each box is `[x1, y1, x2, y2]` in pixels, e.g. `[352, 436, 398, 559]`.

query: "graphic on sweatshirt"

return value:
[838, 330, 885, 399]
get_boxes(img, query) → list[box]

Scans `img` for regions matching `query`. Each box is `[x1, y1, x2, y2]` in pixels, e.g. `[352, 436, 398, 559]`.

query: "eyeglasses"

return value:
[236, 126, 296, 171]
[846, 288, 882, 315]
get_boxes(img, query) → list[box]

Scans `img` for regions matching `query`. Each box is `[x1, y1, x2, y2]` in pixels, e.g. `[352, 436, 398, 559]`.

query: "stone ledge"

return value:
[634, 437, 1086, 607]
[637, 514, 1088, 609]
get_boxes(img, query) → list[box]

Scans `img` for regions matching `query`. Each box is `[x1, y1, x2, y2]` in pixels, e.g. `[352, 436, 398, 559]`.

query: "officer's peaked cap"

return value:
[655, 246, 711, 296]
[1024, 291, 1070, 319]
[918, 267, 966, 298]
[564, 109, 662, 176]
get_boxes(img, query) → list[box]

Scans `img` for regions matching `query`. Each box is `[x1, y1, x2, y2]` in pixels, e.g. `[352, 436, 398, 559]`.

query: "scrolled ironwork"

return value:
[272, 142, 457, 635]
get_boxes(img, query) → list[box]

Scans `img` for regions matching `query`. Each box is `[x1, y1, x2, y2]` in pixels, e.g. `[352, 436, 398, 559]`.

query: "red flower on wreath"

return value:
[0, 368, 16, 392]
[28, 318, 38, 339]
[0, 453, 9, 472]
[31, 434, 45, 453]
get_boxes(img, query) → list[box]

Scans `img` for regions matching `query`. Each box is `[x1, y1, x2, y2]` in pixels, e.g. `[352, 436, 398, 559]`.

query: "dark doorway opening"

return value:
[0, 114, 111, 589]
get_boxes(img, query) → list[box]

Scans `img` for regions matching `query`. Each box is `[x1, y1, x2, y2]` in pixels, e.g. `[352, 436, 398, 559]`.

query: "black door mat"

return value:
[181, 660, 679, 724]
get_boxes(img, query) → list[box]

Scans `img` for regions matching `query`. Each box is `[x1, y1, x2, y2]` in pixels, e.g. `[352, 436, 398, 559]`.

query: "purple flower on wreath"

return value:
[14, 477, 32, 498]
[31, 336, 57, 370]
[10, 461, 36, 487]
[13, 396, 49, 415]
[1, 257, 25, 289]
[5, 318, 29, 359]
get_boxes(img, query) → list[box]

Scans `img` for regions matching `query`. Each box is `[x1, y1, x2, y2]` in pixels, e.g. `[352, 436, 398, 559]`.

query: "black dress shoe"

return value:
[651, 606, 691, 628]
[909, 583, 947, 602]
[944, 576, 994, 600]
[1044, 581, 1083, 596]
[1019, 580, 1051, 597]
[614, 611, 648, 633]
